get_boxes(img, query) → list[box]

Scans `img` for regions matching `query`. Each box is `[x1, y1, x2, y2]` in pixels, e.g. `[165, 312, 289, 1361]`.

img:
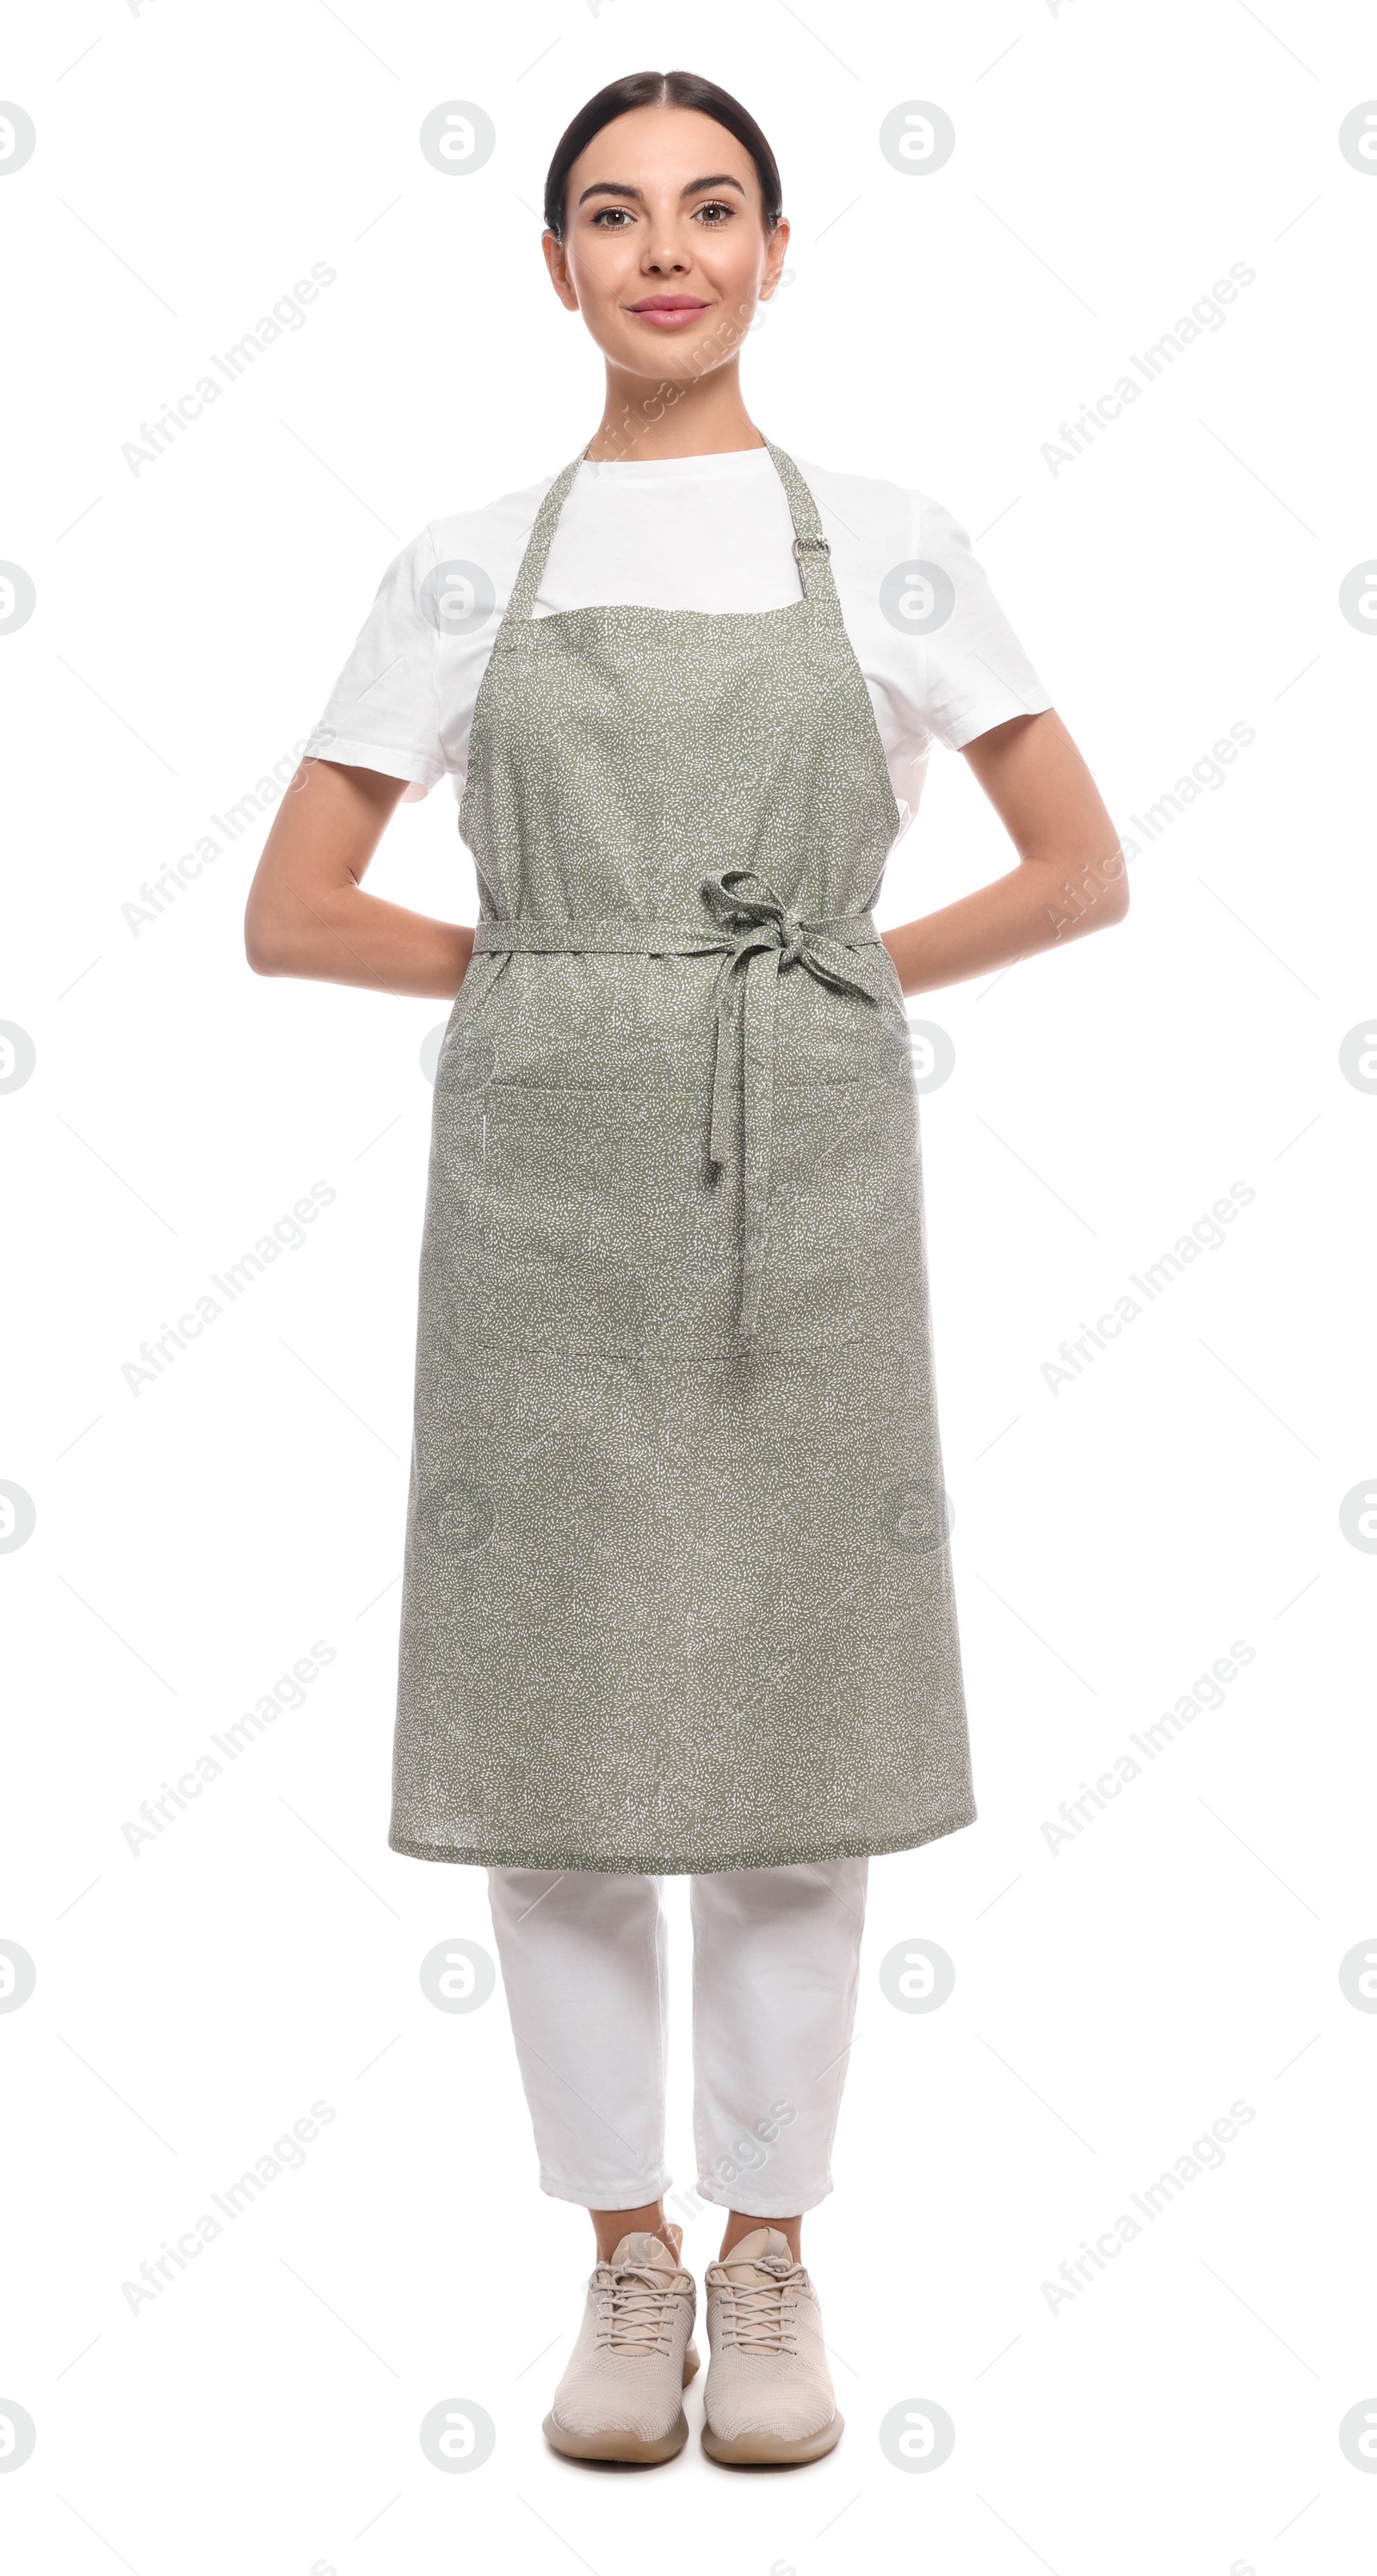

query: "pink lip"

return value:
[628, 296, 712, 327]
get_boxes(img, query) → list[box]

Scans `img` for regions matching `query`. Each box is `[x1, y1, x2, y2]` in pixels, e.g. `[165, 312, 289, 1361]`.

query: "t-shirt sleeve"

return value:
[306, 525, 446, 793]
[909, 491, 1053, 751]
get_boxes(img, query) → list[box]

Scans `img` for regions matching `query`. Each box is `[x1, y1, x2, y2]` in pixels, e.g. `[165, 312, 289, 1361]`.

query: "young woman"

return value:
[245, 69, 1126, 2470]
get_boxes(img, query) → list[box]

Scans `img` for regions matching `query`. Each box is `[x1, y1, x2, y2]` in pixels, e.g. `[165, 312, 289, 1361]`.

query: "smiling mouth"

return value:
[627, 295, 713, 327]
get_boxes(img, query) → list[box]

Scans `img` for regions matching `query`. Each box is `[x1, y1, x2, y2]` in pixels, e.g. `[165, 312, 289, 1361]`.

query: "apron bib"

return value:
[389, 442, 977, 1872]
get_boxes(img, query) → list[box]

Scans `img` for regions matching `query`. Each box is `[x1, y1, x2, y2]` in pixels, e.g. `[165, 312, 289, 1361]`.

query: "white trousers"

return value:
[485, 1860, 869, 2218]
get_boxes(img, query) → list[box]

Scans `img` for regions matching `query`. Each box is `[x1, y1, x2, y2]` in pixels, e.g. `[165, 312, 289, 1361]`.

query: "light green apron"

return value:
[389, 442, 977, 1872]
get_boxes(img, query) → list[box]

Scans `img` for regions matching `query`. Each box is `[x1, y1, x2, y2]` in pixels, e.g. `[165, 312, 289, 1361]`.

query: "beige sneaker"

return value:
[701, 2226, 843, 2466]
[543, 2222, 700, 2464]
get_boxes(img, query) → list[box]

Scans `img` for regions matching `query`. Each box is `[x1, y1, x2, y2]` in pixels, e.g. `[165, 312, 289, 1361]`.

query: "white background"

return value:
[3, 1, 1374, 2569]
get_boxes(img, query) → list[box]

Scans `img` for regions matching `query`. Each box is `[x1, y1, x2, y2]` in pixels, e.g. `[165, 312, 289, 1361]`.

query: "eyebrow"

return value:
[576, 174, 747, 209]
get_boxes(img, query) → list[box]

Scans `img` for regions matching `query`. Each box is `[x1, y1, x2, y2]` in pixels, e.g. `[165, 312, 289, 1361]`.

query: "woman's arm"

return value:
[880, 709, 1128, 997]
[243, 757, 474, 998]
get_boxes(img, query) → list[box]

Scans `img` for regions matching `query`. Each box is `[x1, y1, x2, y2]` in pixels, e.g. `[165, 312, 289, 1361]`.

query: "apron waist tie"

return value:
[471, 869, 888, 1349]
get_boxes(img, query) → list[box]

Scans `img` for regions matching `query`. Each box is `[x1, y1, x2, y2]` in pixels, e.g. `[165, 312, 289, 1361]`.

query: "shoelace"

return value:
[715, 2249, 805, 2354]
[593, 2257, 693, 2355]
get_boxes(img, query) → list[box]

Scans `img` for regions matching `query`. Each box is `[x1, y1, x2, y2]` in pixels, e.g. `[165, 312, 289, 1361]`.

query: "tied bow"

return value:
[698, 868, 886, 1348]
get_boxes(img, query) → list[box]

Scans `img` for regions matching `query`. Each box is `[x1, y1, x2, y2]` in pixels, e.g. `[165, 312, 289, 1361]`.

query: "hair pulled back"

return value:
[543, 70, 783, 241]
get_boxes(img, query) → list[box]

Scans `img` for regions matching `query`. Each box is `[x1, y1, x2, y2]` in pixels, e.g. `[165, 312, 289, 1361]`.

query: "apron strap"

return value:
[763, 441, 842, 608]
[494, 451, 587, 640]
[492, 439, 842, 648]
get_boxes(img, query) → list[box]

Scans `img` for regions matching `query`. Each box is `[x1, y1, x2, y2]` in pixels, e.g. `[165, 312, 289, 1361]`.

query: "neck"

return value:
[585, 357, 763, 465]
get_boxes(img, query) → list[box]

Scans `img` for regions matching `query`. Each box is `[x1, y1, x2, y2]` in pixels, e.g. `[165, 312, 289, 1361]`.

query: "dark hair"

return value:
[543, 69, 783, 241]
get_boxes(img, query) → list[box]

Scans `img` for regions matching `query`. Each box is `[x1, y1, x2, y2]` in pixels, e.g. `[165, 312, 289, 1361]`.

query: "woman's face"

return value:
[544, 104, 789, 383]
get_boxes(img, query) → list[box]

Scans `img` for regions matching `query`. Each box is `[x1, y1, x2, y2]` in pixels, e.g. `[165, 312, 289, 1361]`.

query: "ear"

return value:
[541, 230, 580, 313]
[759, 214, 792, 302]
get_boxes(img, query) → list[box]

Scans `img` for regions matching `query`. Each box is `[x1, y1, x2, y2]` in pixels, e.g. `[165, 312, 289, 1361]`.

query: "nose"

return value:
[641, 241, 691, 276]
[639, 213, 691, 276]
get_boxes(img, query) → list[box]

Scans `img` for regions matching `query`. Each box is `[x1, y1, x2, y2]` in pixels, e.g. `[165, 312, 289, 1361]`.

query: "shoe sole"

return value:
[701, 2410, 843, 2468]
[542, 2344, 700, 2467]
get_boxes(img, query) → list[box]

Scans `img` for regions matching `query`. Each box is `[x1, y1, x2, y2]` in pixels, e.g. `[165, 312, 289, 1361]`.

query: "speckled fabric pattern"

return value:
[388, 442, 977, 1873]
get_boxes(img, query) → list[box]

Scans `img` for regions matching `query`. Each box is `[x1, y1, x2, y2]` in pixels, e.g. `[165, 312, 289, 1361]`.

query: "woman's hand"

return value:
[244, 757, 474, 998]
[881, 709, 1128, 997]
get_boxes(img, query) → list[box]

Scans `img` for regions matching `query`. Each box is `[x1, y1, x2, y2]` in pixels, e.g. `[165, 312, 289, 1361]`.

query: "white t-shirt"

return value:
[310, 446, 1052, 845]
